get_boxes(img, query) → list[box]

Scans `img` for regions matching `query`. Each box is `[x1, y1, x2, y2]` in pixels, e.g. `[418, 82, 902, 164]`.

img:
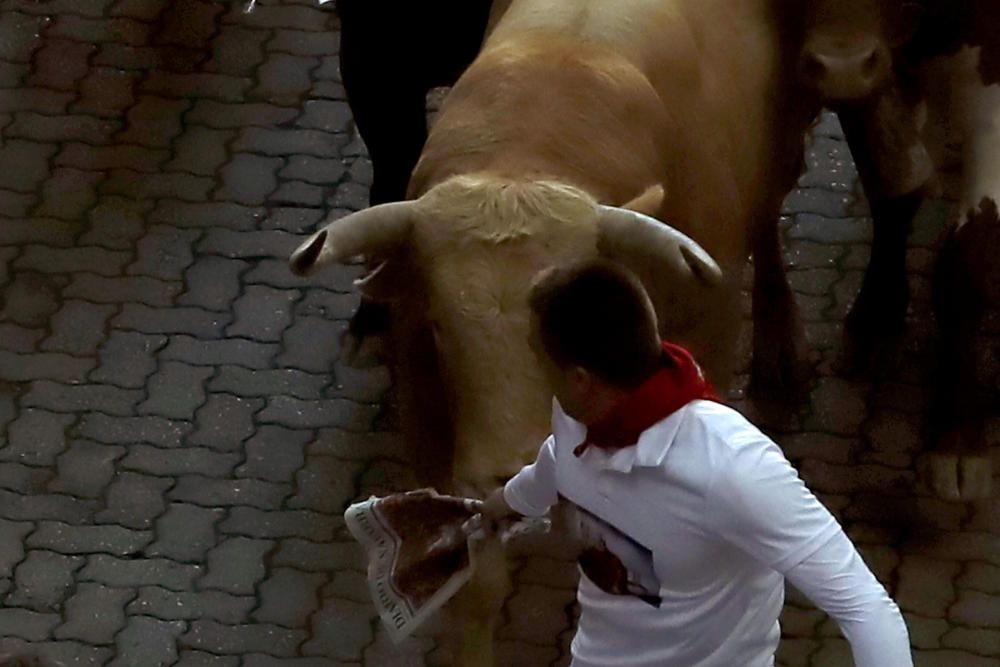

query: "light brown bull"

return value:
[291, 0, 815, 662]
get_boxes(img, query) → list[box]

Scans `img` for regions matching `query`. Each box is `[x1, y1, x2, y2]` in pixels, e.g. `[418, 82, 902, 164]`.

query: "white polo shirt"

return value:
[503, 399, 842, 667]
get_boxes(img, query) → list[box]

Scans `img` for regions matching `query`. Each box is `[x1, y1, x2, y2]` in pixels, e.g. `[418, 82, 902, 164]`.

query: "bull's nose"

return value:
[799, 38, 892, 101]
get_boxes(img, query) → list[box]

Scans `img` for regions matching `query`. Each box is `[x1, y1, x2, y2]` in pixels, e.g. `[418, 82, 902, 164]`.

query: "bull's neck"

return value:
[410, 35, 675, 206]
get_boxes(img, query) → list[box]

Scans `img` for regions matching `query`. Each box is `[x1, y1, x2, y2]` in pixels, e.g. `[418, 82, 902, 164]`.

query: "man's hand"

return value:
[480, 486, 518, 522]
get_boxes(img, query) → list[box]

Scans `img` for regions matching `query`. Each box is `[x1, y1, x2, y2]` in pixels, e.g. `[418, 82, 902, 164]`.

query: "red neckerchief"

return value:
[574, 342, 718, 457]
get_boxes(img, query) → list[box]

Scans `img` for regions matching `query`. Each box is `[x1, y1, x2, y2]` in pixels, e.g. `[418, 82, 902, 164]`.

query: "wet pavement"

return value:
[0, 1, 997, 665]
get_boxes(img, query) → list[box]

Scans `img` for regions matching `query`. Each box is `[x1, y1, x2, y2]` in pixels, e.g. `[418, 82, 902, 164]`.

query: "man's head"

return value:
[528, 259, 662, 422]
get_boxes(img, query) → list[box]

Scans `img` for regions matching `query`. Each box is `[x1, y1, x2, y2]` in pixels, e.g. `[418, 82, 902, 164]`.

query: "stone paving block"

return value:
[7, 550, 85, 612]
[0, 88, 75, 115]
[167, 126, 237, 177]
[254, 567, 325, 628]
[322, 570, 366, 604]
[261, 206, 329, 234]
[269, 29, 336, 57]
[328, 364, 391, 404]
[95, 42, 204, 73]
[161, 335, 279, 370]
[905, 613, 951, 649]
[211, 366, 326, 401]
[102, 168, 215, 202]
[227, 285, 298, 342]
[277, 316, 346, 374]
[230, 3, 330, 31]
[205, 25, 269, 77]
[22, 380, 142, 416]
[74, 67, 140, 118]
[77, 413, 190, 448]
[2, 408, 74, 465]
[0, 461, 50, 494]
[151, 200, 264, 231]
[138, 361, 213, 420]
[199, 536, 273, 595]
[941, 626, 1000, 655]
[6, 112, 120, 145]
[147, 501, 225, 563]
[186, 100, 299, 130]
[271, 181, 325, 207]
[181, 620, 308, 658]
[220, 507, 337, 542]
[950, 590, 1000, 628]
[0, 350, 96, 383]
[80, 554, 202, 591]
[155, 0, 223, 49]
[142, 71, 252, 103]
[90, 331, 167, 388]
[114, 303, 230, 339]
[0, 489, 96, 524]
[117, 95, 191, 148]
[0, 518, 33, 577]
[0, 190, 35, 217]
[16, 243, 128, 277]
[0, 217, 78, 247]
[803, 377, 870, 436]
[0, 140, 58, 192]
[0, 60, 28, 86]
[959, 563, 1000, 595]
[0, 608, 61, 641]
[297, 100, 352, 135]
[302, 597, 373, 661]
[120, 444, 240, 478]
[272, 539, 362, 574]
[27, 520, 151, 556]
[0, 323, 43, 354]
[0, 12, 48, 62]
[910, 649, 997, 666]
[108, 615, 186, 667]
[243, 657, 358, 667]
[96, 471, 174, 530]
[215, 153, 282, 205]
[289, 456, 361, 514]
[28, 38, 96, 91]
[49, 14, 150, 44]
[788, 212, 872, 245]
[41, 299, 116, 356]
[171, 475, 287, 510]
[178, 257, 250, 310]
[82, 195, 151, 249]
[242, 258, 317, 289]
[907, 532, 1000, 567]
[11, 640, 115, 666]
[235, 127, 345, 160]
[258, 396, 379, 432]
[897, 555, 961, 617]
[250, 52, 318, 104]
[54, 581, 134, 644]
[129, 586, 255, 625]
[799, 460, 914, 498]
[329, 181, 370, 211]
[236, 425, 309, 483]
[56, 142, 171, 174]
[49, 440, 125, 498]
[110, 0, 168, 21]
[174, 651, 242, 667]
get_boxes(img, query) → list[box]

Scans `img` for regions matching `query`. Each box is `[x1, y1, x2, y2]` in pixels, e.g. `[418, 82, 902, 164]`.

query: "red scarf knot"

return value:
[573, 342, 717, 457]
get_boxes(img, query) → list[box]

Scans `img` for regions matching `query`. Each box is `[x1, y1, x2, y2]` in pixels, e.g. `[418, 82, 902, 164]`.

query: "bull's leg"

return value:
[748, 212, 811, 402]
[926, 219, 994, 501]
[835, 86, 934, 375]
[443, 537, 512, 667]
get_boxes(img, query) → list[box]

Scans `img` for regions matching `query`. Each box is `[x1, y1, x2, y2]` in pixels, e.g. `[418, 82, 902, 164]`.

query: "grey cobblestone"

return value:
[323, 570, 367, 604]
[83, 196, 151, 249]
[147, 502, 225, 563]
[185, 100, 299, 130]
[2, 408, 74, 465]
[227, 3, 330, 31]
[56, 142, 171, 173]
[50, 440, 125, 498]
[0, 519, 32, 577]
[0, 350, 96, 383]
[155, 0, 223, 49]
[64, 273, 181, 306]
[289, 456, 361, 514]
[1, 272, 64, 329]
[15, 244, 128, 277]
[118, 95, 191, 148]
[211, 366, 326, 401]
[181, 619, 308, 657]
[0, 88, 74, 115]
[243, 258, 320, 289]
[0, 216, 73, 246]
[26, 520, 151, 556]
[138, 361, 213, 420]
[178, 256, 249, 310]
[109, 615, 186, 667]
[80, 554, 202, 591]
[228, 285, 298, 342]
[279, 154, 347, 187]
[0, 141, 58, 192]
[113, 303, 230, 339]
[28, 38, 95, 91]
[199, 536, 272, 595]
[161, 335, 279, 370]
[277, 316, 347, 374]
[22, 380, 142, 416]
[126, 225, 198, 281]
[0, 489, 97, 524]
[272, 539, 362, 574]
[189, 393, 262, 451]
[91, 331, 167, 389]
[0, 461, 50, 494]
[54, 582, 133, 644]
[171, 474, 289, 511]
[142, 71, 252, 103]
[128, 586, 255, 625]
[215, 153, 282, 206]
[259, 396, 379, 433]
[120, 443, 240, 478]
[5, 112, 120, 145]
[0, 608, 61, 641]
[302, 597, 373, 661]
[7, 550, 85, 612]
[0, 12, 48, 62]
[0, 323, 43, 354]
[298, 100, 352, 134]
[254, 568, 326, 628]
[262, 207, 327, 234]
[236, 425, 310, 483]
[102, 169, 215, 202]
[220, 507, 337, 542]
[271, 180, 325, 207]
[41, 300, 116, 356]
[205, 26, 269, 77]
[234, 127, 345, 159]
[174, 650, 241, 667]
[167, 126, 237, 177]
[77, 413, 190, 448]
[96, 472, 174, 530]
[73, 67, 140, 118]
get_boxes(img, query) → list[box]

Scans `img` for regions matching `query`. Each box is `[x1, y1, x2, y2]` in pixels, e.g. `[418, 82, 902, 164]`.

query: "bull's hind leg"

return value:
[443, 538, 512, 666]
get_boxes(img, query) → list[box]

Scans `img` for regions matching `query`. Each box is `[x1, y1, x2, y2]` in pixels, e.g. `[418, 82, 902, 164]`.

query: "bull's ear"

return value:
[355, 260, 405, 302]
[621, 184, 665, 218]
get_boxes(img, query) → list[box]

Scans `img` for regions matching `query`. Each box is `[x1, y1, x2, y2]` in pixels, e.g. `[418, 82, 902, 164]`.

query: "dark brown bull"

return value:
[798, 0, 1000, 500]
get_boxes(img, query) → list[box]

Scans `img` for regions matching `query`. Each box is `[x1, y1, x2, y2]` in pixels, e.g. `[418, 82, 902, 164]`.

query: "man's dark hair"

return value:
[529, 259, 662, 388]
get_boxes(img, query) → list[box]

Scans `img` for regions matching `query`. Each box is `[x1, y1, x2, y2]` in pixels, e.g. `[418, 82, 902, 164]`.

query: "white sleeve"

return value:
[785, 529, 913, 667]
[502, 435, 558, 517]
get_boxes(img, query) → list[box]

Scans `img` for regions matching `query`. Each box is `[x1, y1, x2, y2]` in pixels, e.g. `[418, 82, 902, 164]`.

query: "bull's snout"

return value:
[799, 35, 892, 101]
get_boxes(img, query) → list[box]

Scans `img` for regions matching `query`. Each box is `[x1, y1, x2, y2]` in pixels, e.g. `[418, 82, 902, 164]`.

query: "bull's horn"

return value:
[597, 206, 722, 286]
[289, 201, 414, 275]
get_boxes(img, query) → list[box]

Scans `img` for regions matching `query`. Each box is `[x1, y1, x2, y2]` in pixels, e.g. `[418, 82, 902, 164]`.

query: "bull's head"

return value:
[290, 175, 722, 488]
[796, 0, 922, 101]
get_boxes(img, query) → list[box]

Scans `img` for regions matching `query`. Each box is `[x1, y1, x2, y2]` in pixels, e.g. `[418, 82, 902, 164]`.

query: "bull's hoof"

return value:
[927, 453, 992, 502]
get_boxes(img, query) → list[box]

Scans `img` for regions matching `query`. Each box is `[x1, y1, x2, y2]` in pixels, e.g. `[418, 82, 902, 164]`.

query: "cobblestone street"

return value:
[0, 1, 997, 665]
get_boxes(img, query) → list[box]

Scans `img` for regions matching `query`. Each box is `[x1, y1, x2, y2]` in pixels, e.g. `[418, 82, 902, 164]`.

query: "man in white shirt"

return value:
[480, 259, 912, 667]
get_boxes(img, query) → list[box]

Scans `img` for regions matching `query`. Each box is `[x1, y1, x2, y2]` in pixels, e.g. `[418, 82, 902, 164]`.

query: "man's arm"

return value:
[785, 530, 912, 667]
[482, 435, 559, 521]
